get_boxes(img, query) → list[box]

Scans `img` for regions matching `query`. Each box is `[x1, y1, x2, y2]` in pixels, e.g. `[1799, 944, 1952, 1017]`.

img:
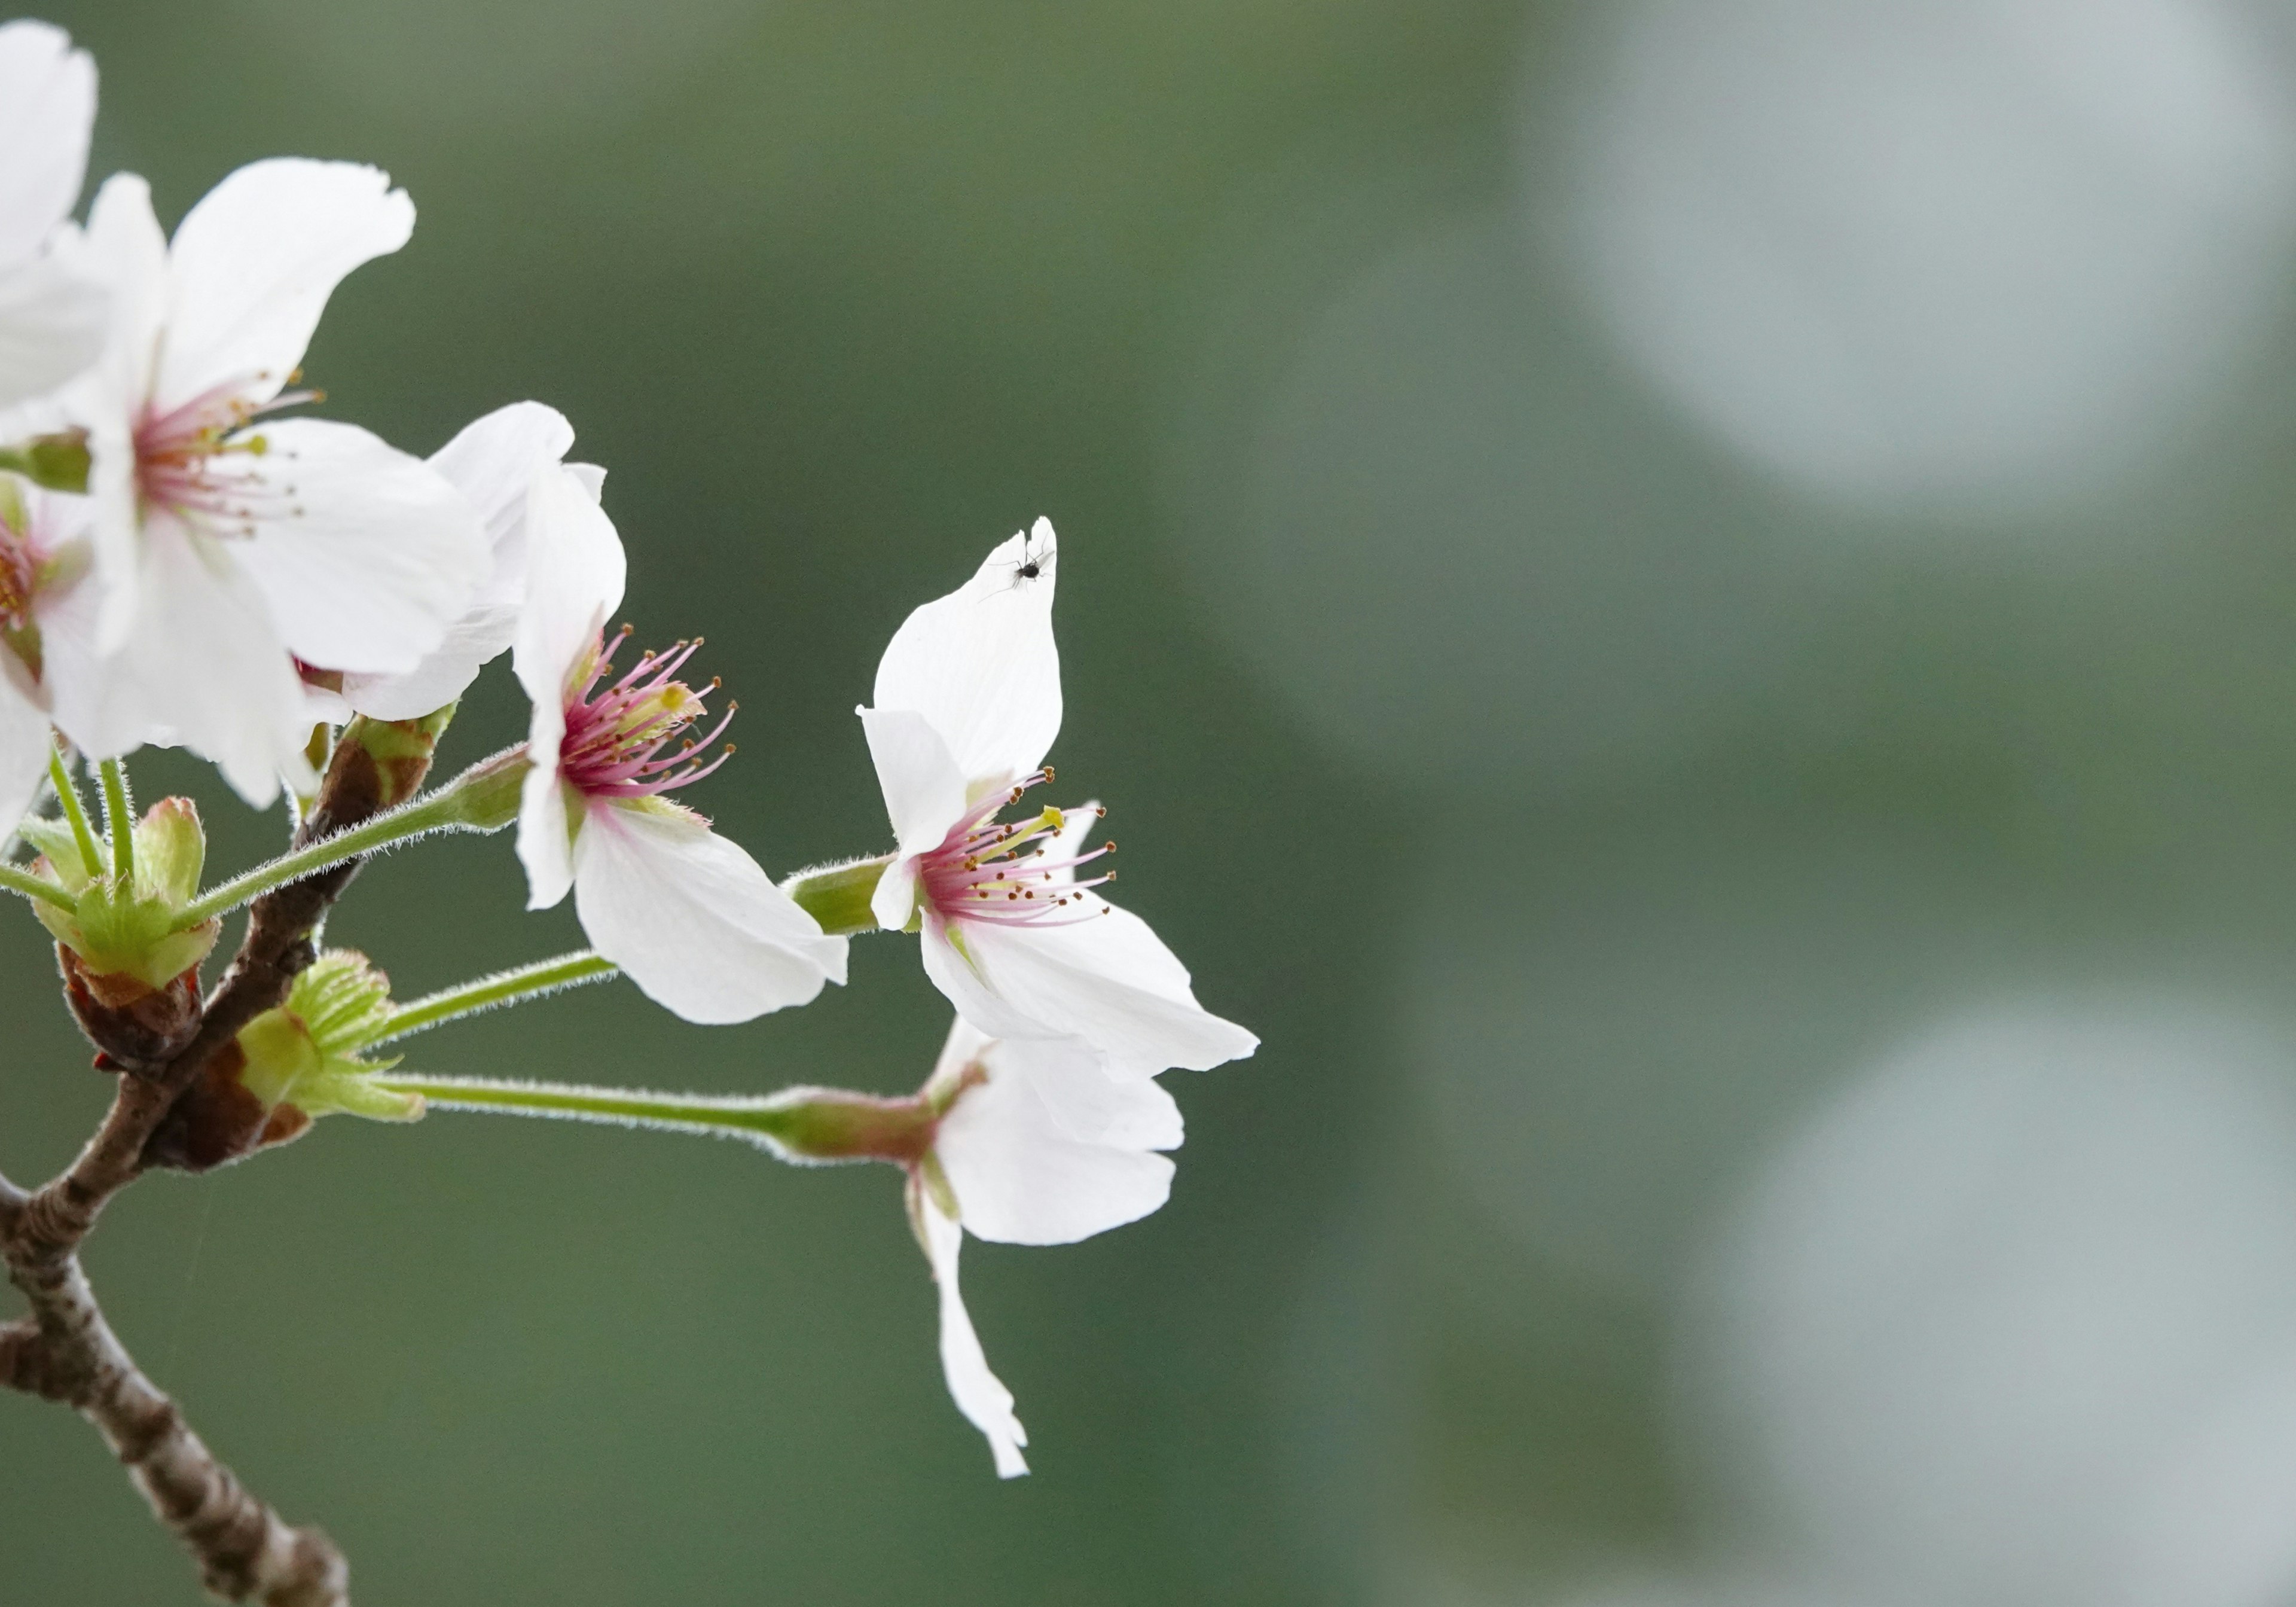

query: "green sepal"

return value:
[917, 1148, 960, 1221]
[16, 817, 91, 891]
[781, 855, 894, 938]
[27, 796, 222, 989]
[237, 951, 424, 1129]
[758, 1084, 938, 1164]
[436, 746, 529, 831]
[0, 430, 91, 495]
[134, 797, 205, 906]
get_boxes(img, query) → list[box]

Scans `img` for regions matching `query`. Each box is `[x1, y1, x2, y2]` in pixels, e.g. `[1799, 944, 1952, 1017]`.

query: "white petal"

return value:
[340, 605, 518, 719]
[921, 899, 1259, 1075]
[511, 461, 625, 707]
[340, 402, 582, 719]
[857, 704, 969, 928]
[54, 518, 313, 806]
[935, 1033, 1177, 1246]
[1008, 1036, 1186, 1151]
[923, 996, 1184, 1148]
[0, 653, 52, 837]
[914, 1177, 1028, 1478]
[514, 745, 573, 911]
[871, 853, 922, 937]
[30, 527, 114, 744]
[920, 913, 1068, 1043]
[234, 417, 487, 675]
[0, 21, 94, 268]
[0, 250, 106, 410]
[75, 175, 168, 648]
[428, 400, 576, 614]
[872, 519, 1061, 792]
[82, 406, 140, 652]
[155, 158, 413, 412]
[572, 800, 846, 1024]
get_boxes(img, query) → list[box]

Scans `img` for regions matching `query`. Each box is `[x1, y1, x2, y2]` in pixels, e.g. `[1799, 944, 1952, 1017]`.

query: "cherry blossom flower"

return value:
[0, 21, 105, 409]
[52, 160, 487, 805]
[511, 465, 844, 1023]
[905, 1016, 1184, 1476]
[859, 520, 1257, 1074]
[337, 400, 600, 721]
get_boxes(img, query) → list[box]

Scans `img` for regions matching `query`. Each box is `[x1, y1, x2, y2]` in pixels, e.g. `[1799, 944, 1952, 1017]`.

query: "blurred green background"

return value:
[20, 2, 2296, 1605]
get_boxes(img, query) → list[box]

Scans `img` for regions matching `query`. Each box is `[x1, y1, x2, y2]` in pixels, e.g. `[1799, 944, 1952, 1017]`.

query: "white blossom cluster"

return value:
[0, 20, 1254, 1477]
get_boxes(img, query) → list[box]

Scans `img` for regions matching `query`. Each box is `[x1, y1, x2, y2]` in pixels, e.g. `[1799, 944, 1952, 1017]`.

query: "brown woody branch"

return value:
[0, 720, 443, 1606]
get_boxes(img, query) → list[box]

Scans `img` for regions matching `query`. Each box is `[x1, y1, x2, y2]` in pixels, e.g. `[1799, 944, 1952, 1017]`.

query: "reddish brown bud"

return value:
[141, 1041, 268, 1172]
[57, 949, 203, 1072]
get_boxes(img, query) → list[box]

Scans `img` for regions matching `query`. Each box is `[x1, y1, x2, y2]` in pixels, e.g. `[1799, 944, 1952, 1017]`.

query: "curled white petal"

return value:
[155, 158, 413, 413]
[340, 606, 518, 721]
[914, 1176, 1029, 1478]
[920, 899, 1258, 1075]
[238, 417, 487, 676]
[511, 461, 625, 706]
[934, 1025, 1178, 1247]
[343, 401, 580, 718]
[872, 518, 1061, 792]
[510, 458, 625, 911]
[858, 705, 968, 929]
[572, 800, 846, 1024]
[514, 758, 574, 912]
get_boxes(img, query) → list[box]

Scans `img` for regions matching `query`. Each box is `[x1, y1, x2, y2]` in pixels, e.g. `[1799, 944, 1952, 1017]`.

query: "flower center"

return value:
[0, 509, 38, 635]
[133, 374, 319, 534]
[917, 769, 1116, 927]
[0, 484, 56, 679]
[558, 627, 736, 800]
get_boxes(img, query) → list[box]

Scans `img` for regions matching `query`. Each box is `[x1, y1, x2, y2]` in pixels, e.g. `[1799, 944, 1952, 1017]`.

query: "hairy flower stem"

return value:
[175, 746, 530, 929]
[0, 859, 76, 912]
[368, 1072, 935, 1163]
[48, 745, 103, 879]
[98, 756, 134, 885]
[373, 1073, 811, 1143]
[371, 951, 621, 1045]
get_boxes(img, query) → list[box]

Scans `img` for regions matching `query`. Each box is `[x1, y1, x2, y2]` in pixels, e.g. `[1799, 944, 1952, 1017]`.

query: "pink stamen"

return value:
[133, 374, 319, 535]
[557, 627, 737, 801]
[0, 503, 39, 633]
[916, 771, 1116, 928]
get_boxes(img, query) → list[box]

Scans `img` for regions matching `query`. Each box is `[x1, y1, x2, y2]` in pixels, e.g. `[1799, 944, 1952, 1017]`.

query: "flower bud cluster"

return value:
[146, 950, 420, 1172]
[20, 791, 218, 1064]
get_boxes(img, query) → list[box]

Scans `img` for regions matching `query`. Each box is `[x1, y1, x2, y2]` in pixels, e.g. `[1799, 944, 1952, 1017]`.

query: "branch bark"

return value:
[0, 718, 447, 1605]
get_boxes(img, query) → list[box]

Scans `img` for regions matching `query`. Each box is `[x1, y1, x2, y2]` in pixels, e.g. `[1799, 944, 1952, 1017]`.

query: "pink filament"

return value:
[557, 629, 736, 800]
[917, 770, 1114, 928]
[134, 377, 318, 534]
[0, 505, 39, 632]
